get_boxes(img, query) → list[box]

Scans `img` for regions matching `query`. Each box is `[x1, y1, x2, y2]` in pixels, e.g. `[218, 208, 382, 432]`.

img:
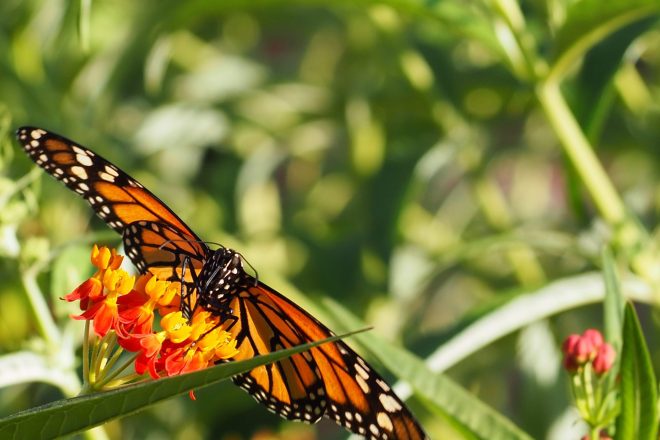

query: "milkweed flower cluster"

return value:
[561, 329, 617, 439]
[562, 329, 616, 375]
[64, 245, 239, 391]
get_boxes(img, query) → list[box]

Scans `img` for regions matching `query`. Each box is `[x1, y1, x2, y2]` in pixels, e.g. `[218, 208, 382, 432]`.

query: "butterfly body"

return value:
[16, 126, 428, 440]
[194, 248, 244, 315]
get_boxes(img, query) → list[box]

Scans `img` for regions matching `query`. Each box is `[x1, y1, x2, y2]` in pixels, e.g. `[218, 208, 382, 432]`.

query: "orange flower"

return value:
[64, 278, 103, 310]
[63, 245, 240, 389]
[91, 244, 123, 271]
[117, 274, 179, 340]
[72, 267, 135, 337]
[135, 331, 167, 378]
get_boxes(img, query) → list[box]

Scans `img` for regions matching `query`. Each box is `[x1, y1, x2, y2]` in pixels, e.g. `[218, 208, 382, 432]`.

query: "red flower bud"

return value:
[573, 336, 595, 364]
[562, 329, 610, 373]
[562, 334, 580, 354]
[593, 343, 616, 375]
[563, 354, 579, 372]
[582, 328, 604, 349]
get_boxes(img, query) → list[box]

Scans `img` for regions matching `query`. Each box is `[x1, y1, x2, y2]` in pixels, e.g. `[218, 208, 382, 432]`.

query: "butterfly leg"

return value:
[180, 255, 202, 321]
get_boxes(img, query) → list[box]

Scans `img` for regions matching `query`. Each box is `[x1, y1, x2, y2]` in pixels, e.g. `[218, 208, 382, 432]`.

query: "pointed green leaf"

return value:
[0, 331, 364, 440]
[571, 17, 656, 142]
[550, 0, 660, 81]
[615, 303, 658, 440]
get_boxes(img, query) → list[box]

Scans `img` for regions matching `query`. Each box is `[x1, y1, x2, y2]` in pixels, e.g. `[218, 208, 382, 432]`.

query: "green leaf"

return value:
[571, 17, 657, 142]
[602, 248, 624, 353]
[615, 303, 658, 440]
[321, 299, 533, 440]
[0, 331, 363, 440]
[550, 0, 660, 82]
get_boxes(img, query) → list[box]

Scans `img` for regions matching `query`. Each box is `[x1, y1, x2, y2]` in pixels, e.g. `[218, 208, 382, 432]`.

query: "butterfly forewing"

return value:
[16, 126, 208, 279]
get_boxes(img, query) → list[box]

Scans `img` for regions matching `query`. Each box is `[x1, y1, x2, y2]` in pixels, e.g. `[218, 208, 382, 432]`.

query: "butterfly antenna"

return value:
[157, 238, 257, 283]
[158, 238, 226, 250]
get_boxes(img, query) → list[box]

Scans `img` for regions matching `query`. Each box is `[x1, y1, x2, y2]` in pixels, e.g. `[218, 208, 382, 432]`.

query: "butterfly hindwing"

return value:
[122, 220, 207, 282]
[229, 283, 327, 422]
[228, 281, 428, 440]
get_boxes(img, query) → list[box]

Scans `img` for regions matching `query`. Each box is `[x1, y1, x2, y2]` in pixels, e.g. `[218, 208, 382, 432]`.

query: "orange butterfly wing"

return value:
[16, 127, 208, 281]
[229, 281, 428, 440]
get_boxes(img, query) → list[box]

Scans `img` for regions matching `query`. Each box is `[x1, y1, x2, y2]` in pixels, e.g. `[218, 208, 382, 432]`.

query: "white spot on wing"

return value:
[99, 171, 115, 182]
[356, 375, 370, 393]
[378, 393, 402, 412]
[71, 166, 88, 180]
[376, 378, 390, 392]
[377, 412, 394, 431]
[355, 363, 370, 380]
[76, 154, 93, 167]
[105, 165, 119, 177]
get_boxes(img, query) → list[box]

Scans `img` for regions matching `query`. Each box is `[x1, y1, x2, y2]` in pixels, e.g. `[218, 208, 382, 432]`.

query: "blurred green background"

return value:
[3, 0, 660, 439]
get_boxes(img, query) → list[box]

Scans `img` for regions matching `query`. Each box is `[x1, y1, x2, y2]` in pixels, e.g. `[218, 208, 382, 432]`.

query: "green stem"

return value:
[82, 320, 91, 384]
[536, 80, 628, 228]
[582, 363, 597, 423]
[572, 371, 589, 416]
[95, 351, 138, 390]
[489, 0, 543, 80]
[92, 331, 116, 383]
[89, 334, 101, 383]
[101, 344, 125, 374]
[101, 371, 143, 389]
[20, 268, 60, 347]
[0, 167, 41, 207]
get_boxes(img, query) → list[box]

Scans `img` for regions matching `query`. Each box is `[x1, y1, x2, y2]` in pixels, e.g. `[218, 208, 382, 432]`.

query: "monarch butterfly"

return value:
[17, 126, 428, 439]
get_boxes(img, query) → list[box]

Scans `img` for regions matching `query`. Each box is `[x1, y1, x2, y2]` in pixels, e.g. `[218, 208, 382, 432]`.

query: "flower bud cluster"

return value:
[562, 329, 615, 375]
[561, 328, 618, 439]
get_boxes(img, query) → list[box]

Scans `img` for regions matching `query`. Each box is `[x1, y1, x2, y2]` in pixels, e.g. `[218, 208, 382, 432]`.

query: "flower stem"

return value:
[581, 364, 597, 423]
[20, 268, 60, 347]
[82, 320, 90, 383]
[95, 352, 138, 390]
[536, 80, 628, 228]
[101, 371, 143, 389]
[101, 344, 125, 374]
